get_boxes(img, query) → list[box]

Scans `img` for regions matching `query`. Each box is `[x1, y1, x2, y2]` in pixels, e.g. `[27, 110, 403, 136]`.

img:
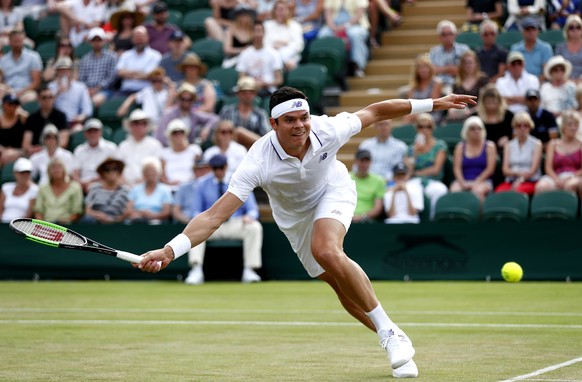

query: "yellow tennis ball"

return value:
[501, 262, 523, 283]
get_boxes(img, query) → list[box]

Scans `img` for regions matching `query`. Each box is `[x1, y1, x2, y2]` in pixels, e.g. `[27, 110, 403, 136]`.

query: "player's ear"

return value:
[269, 117, 278, 131]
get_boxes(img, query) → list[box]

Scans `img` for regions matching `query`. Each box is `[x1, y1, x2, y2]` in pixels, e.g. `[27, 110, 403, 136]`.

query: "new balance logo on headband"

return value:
[292, 100, 303, 108]
[271, 98, 310, 119]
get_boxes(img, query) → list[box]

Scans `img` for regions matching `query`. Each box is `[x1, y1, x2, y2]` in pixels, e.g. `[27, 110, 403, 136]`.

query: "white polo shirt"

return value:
[228, 112, 362, 229]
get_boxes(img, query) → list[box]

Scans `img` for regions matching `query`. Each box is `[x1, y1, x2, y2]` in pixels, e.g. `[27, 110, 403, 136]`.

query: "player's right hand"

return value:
[135, 247, 173, 273]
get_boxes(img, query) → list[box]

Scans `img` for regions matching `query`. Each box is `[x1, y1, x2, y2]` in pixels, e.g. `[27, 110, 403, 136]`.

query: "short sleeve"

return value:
[227, 152, 262, 203]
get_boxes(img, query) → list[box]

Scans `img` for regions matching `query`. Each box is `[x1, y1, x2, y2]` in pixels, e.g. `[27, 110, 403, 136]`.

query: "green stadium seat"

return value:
[166, 0, 209, 15]
[190, 38, 224, 70]
[0, 161, 15, 185]
[182, 9, 213, 42]
[539, 30, 565, 48]
[456, 32, 482, 49]
[483, 191, 529, 221]
[391, 123, 416, 145]
[35, 40, 57, 65]
[95, 97, 126, 130]
[306, 36, 347, 88]
[496, 31, 522, 49]
[285, 63, 327, 114]
[111, 128, 127, 144]
[23, 15, 37, 42]
[74, 41, 92, 59]
[21, 101, 39, 114]
[35, 13, 61, 44]
[434, 191, 481, 222]
[206, 66, 239, 113]
[146, 9, 183, 27]
[530, 190, 579, 221]
[434, 122, 463, 152]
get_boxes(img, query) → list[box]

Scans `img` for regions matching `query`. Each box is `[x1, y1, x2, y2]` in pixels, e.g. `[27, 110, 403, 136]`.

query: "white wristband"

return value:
[165, 233, 191, 260]
[409, 99, 433, 114]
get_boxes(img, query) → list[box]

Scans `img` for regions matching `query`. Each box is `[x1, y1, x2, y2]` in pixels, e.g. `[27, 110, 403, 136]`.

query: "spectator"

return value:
[0, 30, 42, 104]
[42, 34, 79, 83]
[477, 84, 515, 152]
[429, 20, 470, 94]
[205, 0, 239, 42]
[358, 119, 407, 182]
[476, 19, 508, 83]
[368, 0, 403, 48]
[383, 162, 423, 224]
[48, 56, 93, 135]
[33, 157, 84, 224]
[496, 111, 543, 195]
[71, 118, 118, 193]
[535, 110, 582, 195]
[403, 54, 443, 124]
[160, 119, 203, 191]
[179, 53, 217, 114]
[555, 15, 582, 81]
[145, 2, 189, 55]
[407, 113, 448, 219]
[222, 4, 255, 69]
[510, 17, 553, 79]
[219, 76, 271, 149]
[0, 93, 27, 164]
[503, 0, 547, 32]
[83, 157, 130, 223]
[540, 55, 578, 116]
[30, 124, 75, 185]
[77, 27, 118, 108]
[155, 83, 219, 147]
[496, 50, 540, 113]
[116, 67, 175, 128]
[52, 0, 106, 47]
[116, 26, 162, 95]
[118, 109, 163, 186]
[449, 116, 497, 201]
[447, 50, 489, 122]
[159, 30, 188, 82]
[109, 2, 146, 56]
[264, 0, 304, 71]
[126, 156, 172, 224]
[317, 0, 369, 78]
[172, 158, 211, 225]
[22, 86, 68, 156]
[547, 0, 580, 30]
[202, 119, 248, 175]
[184, 153, 263, 285]
[462, 0, 503, 33]
[350, 149, 385, 223]
[0, 0, 29, 50]
[292, 0, 324, 42]
[236, 20, 284, 98]
[524, 88, 559, 146]
[0, 157, 38, 223]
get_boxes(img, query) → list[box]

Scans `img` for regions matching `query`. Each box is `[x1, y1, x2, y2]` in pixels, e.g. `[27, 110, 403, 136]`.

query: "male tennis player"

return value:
[137, 87, 476, 378]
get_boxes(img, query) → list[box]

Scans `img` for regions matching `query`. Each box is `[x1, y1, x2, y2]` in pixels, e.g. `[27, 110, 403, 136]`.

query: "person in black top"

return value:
[476, 20, 508, 83]
[22, 86, 68, 156]
[462, 0, 504, 32]
[525, 88, 559, 149]
[0, 93, 27, 164]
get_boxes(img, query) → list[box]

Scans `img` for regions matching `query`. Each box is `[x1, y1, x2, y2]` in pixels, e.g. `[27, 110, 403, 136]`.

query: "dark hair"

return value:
[269, 86, 308, 118]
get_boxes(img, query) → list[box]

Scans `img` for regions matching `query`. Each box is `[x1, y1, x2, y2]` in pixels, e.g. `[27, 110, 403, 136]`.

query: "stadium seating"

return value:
[35, 13, 61, 45]
[539, 30, 565, 48]
[94, 97, 126, 130]
[285, 63, 328, 114]
[434, 122, 463, 152]
[23, 16, 37, 42]
[456, 32, 482, 49]
[496, 31, 522, 49]
[306, 36, 347, 88]
[182, 9, 213, 42]
[166, 0, 209, 15]
[111, 128, 127, 145]
[35, 40, 57, 65]
[21, 101, 39, 114]
[74, 41, 92, 59]
[0, 161, 15, 185]
[530, 190, 579, 221]
[483, 191, 529, 221]
[205, 66, 239, 113]
[391, 123, 416, 145]
[190, 38, 224, 70]
[146, 9, 183, 27]
[434, 191, 481, 222]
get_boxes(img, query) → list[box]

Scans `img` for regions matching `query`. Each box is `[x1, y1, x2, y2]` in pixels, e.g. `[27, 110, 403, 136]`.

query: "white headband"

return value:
[271, 98, 310, 119]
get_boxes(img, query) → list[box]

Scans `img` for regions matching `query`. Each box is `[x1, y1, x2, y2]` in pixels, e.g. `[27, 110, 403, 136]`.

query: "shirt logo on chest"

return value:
[319, 152, 328, 162]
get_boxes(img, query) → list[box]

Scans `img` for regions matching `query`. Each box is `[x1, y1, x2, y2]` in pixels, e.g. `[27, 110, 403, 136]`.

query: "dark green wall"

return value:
[0, 222, 579, 281]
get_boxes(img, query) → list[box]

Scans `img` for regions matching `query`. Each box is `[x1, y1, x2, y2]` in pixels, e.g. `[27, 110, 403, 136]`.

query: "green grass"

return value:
[1, 281, 581, 381]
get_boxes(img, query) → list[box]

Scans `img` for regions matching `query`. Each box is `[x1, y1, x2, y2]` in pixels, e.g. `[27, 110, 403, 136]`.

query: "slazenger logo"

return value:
[319, 152, 328, 162]
[292, 100, 303, 108]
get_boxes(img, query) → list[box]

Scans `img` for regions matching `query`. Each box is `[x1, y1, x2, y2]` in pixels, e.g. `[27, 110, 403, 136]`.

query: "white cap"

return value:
[13, 157, 33, 172]
[88, 27, 106, 40]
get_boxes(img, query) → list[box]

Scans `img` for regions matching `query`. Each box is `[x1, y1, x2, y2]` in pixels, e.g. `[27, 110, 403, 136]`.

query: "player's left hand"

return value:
[433, 94, 477, 111]
[134, 247, 173, 273]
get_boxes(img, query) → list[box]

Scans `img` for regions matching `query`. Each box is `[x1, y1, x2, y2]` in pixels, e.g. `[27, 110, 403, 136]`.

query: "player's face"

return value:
[271, 110, 311, 155]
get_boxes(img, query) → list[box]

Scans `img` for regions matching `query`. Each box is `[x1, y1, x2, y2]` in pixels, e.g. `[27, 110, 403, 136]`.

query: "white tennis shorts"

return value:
[278, 172, 357, 278]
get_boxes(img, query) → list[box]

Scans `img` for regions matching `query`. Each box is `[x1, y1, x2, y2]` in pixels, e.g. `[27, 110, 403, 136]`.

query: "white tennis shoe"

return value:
[392, 359, 418, 378]
[379, 328, 415, 369]
[242, 268, 261, 283]
[185, 265, 204, 285]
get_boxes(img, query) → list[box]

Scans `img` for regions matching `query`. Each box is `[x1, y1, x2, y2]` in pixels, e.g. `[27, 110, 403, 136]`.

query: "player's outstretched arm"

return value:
[355, 94, 477, 129]
[136, 192, 244, 273]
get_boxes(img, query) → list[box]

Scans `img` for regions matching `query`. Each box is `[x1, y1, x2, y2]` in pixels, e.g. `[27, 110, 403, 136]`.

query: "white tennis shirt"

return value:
[228, 112, 362, 229]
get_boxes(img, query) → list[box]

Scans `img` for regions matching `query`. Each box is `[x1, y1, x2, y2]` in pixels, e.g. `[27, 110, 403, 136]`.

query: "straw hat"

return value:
[109, 2, 146, 30]
[544, 55, 572, 80]
[96, 157, 125, 176]
[178, 53, 207, 75]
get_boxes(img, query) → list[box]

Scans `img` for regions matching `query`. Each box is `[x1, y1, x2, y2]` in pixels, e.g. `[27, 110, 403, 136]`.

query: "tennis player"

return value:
[137, 87, 476, 378]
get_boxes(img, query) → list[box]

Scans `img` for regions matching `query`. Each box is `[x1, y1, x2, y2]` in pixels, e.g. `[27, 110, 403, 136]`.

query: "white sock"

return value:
[365, 303, 395, 335]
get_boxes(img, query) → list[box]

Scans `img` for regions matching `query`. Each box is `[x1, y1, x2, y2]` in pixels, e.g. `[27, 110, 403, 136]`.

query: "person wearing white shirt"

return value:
[138, 86, 476, 379]
[202, 120, 247, 176]
[160, 119, 202, 191]
[30, 124, 75, 185]
[495, 51, 540, 114]
[383, 163, 424, 224]
[358, 119, 407, 181]
[0, 158, 38, 222]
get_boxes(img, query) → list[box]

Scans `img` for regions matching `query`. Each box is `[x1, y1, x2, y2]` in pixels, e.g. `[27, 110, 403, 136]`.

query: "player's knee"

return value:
[312, 245, 345, 272]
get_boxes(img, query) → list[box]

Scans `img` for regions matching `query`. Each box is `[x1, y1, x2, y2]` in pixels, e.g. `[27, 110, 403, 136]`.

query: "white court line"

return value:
[499, 356, 582, 382]
[1, 320, 582, 330]
[1, 307, 581, 317]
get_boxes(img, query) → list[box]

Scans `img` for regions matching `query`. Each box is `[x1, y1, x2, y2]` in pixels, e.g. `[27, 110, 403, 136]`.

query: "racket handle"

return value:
[116, 250, 143, 263]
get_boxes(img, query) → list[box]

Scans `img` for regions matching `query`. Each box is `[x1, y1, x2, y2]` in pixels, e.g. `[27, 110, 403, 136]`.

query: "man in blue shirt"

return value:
[184, 154, 263, 285]
[510, 17, 553, 80]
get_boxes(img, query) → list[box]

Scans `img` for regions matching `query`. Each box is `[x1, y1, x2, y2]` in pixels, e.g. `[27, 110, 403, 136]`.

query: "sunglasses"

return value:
[179, 97, 194, 102]
[171, 130, 185, 135]
[219, 130, 233, 135]
[510, 61, 523, 66]
[515, 123, 530, 129]
[40, 95, 54, 100]
[102, 166, 121, 172]
[212, 165, 226, 170]
[59, 43, 72, 47]
[468, 126, 482, 131]
[481, 31, 496, 36]
[569, 25, 582, 30]
[151, 78, 163, 83]
[551, 66, 565, 72]
[417, 124, 432, 129]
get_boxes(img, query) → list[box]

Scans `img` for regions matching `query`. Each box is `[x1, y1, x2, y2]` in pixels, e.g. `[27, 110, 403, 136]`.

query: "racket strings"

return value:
[15, 220, 85, 245]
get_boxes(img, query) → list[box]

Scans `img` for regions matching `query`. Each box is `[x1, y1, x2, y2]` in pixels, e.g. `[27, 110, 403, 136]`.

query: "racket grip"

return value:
[116, 250, 143, 263]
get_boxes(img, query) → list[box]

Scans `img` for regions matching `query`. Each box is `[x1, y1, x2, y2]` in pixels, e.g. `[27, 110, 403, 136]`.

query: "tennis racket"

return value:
[9, 218, 143, 264]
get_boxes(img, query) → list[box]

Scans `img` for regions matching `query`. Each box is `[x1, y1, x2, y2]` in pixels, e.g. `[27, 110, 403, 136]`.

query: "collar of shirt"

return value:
[269, 129, 323, 161]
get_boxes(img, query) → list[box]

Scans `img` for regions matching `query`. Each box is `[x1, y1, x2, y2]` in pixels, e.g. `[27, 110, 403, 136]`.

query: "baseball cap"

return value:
[2, 93, 19, 104]
[525, 89, 540, 99]
[13, 157, 32, 172]
[355, 149, 372, 160]
[507, 51, 525, 64]
[88, 27, 106, 40]
[393, 162, 408, 175]
[170, 30, 185, 41]
[152, 2, 168, 13]
[83, 118, 103, 131]
[209, 154, 228, 168]
[521, 17, 540, 29]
